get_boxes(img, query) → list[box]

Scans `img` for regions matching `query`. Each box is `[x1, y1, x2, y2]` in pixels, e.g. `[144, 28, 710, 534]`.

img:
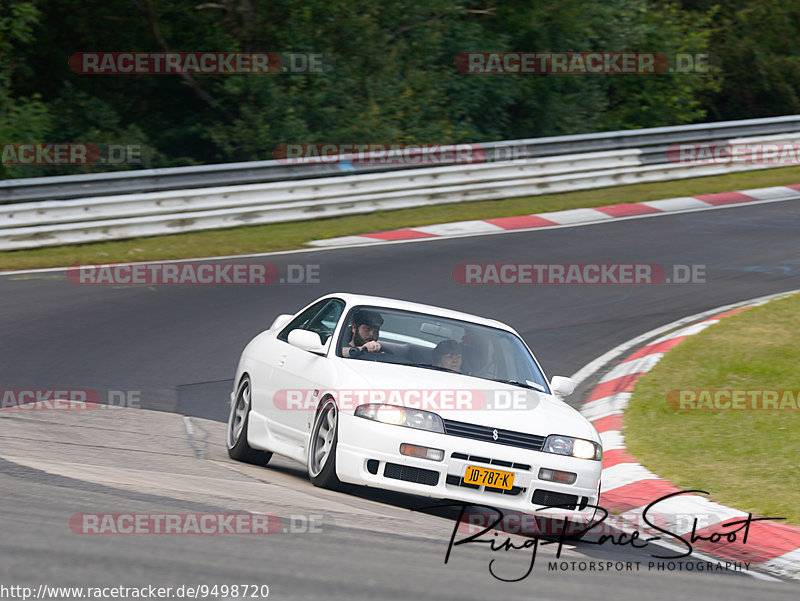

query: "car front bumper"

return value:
[336, 412, 602, 528]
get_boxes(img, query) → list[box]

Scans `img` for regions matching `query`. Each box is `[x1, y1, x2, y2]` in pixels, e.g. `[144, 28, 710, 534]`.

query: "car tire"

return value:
[307, 397, 342, 489]
[227, 375, 272, 465]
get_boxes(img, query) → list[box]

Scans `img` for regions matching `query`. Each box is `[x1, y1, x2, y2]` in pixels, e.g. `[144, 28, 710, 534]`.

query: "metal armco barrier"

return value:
[2, 116, 800, 250]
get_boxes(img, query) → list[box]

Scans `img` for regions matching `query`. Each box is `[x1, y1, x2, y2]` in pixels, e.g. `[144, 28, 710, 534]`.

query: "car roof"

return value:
[321, 292, 515, 332]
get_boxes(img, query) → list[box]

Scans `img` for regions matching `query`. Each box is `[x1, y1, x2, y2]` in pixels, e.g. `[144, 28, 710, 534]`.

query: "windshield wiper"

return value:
[486, 377, 543, 391]
[410, 363, 460, 373]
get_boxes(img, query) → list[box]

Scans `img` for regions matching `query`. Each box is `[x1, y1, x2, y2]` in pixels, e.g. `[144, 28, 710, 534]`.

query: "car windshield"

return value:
[338, 306, 550, 393]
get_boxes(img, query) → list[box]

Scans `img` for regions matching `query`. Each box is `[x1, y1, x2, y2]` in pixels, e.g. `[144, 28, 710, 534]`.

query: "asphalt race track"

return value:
[2, 200, 800, 600]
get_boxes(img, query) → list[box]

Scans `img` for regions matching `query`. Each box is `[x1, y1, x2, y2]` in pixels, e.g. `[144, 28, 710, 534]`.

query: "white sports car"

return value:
[227, 293, 602, 522]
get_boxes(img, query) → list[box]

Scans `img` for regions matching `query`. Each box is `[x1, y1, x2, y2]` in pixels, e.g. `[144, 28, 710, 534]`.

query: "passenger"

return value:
[433, 339, 462, 372]
[343, 309, 384, 357]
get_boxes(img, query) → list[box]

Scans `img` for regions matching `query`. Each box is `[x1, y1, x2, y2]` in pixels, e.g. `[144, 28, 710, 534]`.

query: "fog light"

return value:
[538, 468, 577, 484]
[400, 443, 444, 462]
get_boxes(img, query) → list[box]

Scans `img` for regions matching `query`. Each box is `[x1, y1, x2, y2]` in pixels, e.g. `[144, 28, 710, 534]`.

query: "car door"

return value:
[267, 298, 345, 449]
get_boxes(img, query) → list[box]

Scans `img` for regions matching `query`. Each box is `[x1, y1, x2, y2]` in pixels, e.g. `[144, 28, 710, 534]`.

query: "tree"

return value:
[0, 0, 51, 178]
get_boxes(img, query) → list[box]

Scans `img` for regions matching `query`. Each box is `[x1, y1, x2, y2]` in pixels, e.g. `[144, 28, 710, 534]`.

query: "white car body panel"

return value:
[231, 293, 603, 520]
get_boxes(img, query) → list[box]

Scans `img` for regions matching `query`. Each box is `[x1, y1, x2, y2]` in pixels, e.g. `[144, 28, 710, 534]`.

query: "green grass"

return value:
[624, 293, 800, 525]
[4, 164, 800, 270]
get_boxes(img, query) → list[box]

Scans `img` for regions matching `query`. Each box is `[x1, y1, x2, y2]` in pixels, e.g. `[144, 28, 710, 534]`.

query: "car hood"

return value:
[335, 359, 598, 442]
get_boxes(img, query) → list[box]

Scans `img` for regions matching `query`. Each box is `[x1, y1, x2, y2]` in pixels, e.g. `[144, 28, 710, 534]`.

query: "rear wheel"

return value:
[227, 376, 272, 465]
[307, 398, 341, 489]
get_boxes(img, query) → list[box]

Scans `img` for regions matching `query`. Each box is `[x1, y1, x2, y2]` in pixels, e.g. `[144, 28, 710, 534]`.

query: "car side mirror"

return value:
[269, 314, 293, 331]
[550, 376, 576, 398]
[287, 329, 326, 354]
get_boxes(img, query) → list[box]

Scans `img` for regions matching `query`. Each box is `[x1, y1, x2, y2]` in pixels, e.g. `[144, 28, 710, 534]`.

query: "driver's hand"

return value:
[360, 341, 382, 353]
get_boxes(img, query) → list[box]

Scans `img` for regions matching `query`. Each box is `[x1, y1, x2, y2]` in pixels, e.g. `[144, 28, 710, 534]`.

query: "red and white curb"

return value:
[308, 185, 800, 247]
[577, 290, 800, 581]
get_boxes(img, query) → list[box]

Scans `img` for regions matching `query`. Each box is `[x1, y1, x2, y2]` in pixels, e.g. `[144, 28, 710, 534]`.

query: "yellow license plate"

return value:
[463, 465, 514, 490]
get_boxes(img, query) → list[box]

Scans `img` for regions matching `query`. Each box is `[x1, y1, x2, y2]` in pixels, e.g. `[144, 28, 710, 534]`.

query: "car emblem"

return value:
[492, 429, 499, 441]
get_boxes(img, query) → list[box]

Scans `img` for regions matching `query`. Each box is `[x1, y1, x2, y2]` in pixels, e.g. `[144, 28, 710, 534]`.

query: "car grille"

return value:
[443, 419, 545, 451]
[450, 452, 531, 471]
[383, 462, 439, 486]
[531, 489, 579, 509]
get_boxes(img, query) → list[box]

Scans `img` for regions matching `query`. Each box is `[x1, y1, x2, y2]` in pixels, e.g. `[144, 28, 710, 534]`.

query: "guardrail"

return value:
[2, 116, 800, 250]
[4, 114, 800, 205]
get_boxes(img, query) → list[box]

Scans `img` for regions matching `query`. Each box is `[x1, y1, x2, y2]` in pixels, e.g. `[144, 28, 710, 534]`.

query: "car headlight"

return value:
[543, 435, 602, 461]
[355, 404, 445, 434]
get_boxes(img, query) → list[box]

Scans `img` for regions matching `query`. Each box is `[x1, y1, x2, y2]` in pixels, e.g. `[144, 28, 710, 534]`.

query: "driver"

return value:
[343, 309, 385, 357]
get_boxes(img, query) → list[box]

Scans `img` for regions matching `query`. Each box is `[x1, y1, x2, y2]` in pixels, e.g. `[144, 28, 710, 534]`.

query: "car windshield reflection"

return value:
[338, 306, 550, 394]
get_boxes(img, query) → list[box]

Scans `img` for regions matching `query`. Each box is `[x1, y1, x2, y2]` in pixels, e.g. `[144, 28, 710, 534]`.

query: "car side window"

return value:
[277, 299, 345, 345]
[305, 300, 345, 344]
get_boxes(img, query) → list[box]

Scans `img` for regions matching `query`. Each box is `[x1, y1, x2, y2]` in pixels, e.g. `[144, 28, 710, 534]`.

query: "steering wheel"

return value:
[351, 346, 417, 366]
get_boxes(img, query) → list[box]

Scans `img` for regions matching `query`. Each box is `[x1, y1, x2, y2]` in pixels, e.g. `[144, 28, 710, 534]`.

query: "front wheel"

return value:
[307, 398, 341, 489]
[227, 376, 272, 465]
